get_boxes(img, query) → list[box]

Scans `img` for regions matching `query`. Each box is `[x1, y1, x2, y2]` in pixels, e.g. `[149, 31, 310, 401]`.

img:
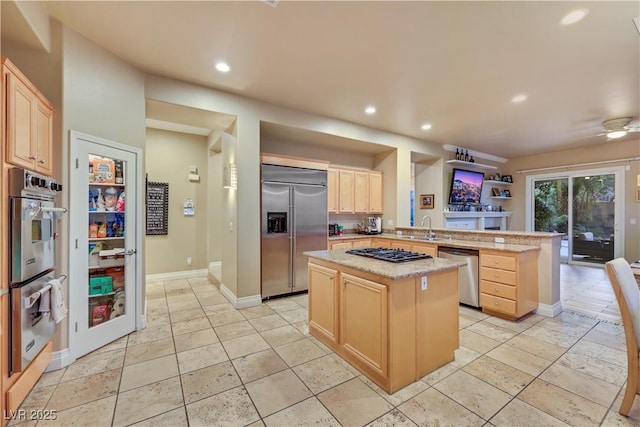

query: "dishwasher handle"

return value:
[438, 247, 479, 257]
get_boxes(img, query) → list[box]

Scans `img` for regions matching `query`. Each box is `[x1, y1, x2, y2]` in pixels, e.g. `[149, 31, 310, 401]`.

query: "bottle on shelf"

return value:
[455, 148, 460, 160]
[115, 160, 123, 185]
[464, 150, 469, 162]
[469, 155, 475, 163]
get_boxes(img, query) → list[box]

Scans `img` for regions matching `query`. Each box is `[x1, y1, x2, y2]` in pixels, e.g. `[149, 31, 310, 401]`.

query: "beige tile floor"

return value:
[12, 266, 640, 427]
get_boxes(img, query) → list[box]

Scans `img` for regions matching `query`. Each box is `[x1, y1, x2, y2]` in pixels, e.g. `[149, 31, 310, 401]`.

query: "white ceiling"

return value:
[9, 1, 640, 158]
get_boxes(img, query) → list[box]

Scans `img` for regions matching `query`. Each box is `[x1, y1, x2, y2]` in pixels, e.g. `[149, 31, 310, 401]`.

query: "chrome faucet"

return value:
[420, 215, 435, 240]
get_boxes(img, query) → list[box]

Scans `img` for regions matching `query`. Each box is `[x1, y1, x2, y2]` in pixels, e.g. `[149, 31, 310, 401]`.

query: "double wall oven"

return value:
[8, 168, 65, 374]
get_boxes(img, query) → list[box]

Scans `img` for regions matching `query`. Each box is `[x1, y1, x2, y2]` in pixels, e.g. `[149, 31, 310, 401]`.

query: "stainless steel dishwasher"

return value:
[438, 246, 480, 307]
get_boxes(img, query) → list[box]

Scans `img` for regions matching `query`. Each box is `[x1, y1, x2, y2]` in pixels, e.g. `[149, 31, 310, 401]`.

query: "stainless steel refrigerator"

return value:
[261, 164, 328, 298]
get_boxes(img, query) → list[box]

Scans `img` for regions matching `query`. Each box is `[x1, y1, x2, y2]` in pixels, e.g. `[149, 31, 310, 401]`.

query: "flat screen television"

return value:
[448, 168, 485, 205]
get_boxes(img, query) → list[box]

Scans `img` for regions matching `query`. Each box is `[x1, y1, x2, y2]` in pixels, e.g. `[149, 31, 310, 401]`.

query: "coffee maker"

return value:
[367, 216, 382, 234]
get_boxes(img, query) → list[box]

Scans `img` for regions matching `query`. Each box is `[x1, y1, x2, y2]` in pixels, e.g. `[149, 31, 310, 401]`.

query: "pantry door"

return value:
[69, 131, 143, 359]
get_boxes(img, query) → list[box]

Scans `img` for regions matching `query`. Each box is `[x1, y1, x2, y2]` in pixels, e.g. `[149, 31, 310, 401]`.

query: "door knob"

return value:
[124, 249, 137, 256]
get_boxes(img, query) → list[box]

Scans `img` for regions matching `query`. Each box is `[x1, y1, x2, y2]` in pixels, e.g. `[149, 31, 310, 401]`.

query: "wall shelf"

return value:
[446, 159, 497, 170]
[484, 180, 511, 186]
[490, 196, 512, 200]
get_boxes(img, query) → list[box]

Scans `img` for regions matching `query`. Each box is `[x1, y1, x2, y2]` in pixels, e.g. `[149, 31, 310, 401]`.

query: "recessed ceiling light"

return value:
[215, 62, 230, 73]
[561, 9, 589, 25]
[607, 130, 627, 139]
[511, 94, 527, 103]
[421, 123, 432, 131]
[365, 106, 376, 115]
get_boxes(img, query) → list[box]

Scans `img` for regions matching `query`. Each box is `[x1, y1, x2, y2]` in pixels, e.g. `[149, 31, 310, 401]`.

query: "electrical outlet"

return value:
[388, 219, 393, 226]
[421, 276, 427, 291]
[631, 218, 637, 225]
[495, 237, 505, 243]
[187, 257, 192, 266]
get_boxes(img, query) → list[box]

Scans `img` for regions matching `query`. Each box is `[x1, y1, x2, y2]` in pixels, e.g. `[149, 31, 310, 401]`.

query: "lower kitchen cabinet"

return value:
[308, 264, 339, 345]
[340, 273, 388, 378]
[479, 249, 539, 319]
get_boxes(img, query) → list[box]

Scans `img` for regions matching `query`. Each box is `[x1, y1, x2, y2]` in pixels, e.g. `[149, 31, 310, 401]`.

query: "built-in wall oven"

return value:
[8, 168, 65, 374]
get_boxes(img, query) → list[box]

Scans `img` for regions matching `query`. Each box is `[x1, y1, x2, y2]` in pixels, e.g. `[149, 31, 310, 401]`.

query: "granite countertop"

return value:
[304, 249, 466, 280]
[328, 233, 540, 254]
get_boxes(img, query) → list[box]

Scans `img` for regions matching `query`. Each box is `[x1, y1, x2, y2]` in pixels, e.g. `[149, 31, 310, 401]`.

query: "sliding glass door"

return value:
[527, 167, 624, 266]
[533, 178, 569, 262]
[571, 174, 616, 264]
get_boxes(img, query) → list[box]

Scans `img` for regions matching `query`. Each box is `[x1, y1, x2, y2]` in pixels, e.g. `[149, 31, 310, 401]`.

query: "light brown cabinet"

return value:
[479, 250, 539, 319]
[329, 167, 383, 214]
[3, 58, 53, 175]
[327, 169, 338, 213]
[329, 241, 353, 250]
[308, 264, 340, 346]
[328, 238, 371, 250]
[354, 171, 370, 213]
[341, 273, 388, 378]
[369, 172, 383, 214]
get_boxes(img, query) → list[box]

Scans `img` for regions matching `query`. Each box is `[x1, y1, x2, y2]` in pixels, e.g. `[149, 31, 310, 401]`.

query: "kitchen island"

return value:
[305, 249, 465, 394]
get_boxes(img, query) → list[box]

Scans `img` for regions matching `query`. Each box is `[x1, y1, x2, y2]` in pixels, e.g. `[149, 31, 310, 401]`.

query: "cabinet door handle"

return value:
[38, 159, 45, 164]
[29, 156, 36, 160]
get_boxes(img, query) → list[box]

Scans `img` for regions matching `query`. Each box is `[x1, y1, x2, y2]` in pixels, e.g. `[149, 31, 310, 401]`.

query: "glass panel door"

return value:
[533, 178, 568, 262]
[70, 131, 140, 359]
[571, 173, 616, 264]
[88, 155, 127, 327]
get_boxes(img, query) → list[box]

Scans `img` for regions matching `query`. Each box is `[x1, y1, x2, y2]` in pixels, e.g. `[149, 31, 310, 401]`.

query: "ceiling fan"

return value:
[600, 117, 640, 139]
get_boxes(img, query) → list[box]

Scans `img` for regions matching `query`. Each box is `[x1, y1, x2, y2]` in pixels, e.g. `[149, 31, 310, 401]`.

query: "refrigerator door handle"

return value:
[290, 185, 296, 289]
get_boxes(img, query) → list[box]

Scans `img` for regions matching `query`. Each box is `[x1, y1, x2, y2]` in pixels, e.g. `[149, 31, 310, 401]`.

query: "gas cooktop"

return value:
[345, 247, 432, 263]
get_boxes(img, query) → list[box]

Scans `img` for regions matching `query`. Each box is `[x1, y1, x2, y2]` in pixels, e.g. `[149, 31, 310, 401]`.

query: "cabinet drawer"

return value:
[480, 280, 516, 300]
[351, 239, 372, 248]
[481, 253, 516, 271]
[480, 293, 517, 315]
[330, 241, 352, 249]
[480, 267, 516, 285]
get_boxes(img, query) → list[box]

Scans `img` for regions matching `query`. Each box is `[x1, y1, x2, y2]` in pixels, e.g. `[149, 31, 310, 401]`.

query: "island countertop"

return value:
[327, 233, 541, 254]
[304, 249, 466, 280]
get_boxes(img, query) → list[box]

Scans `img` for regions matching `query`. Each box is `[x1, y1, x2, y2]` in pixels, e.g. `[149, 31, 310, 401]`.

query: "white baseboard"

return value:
[209, 261, 221, 270]
[219, 283, 262, 309]
[145, 268, 208, 283]
[46, 348, 75, 372]
[536, 301, 563, 317]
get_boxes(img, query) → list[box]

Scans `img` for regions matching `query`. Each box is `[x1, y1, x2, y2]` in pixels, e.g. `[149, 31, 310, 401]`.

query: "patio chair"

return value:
[605, 258, 640, 415]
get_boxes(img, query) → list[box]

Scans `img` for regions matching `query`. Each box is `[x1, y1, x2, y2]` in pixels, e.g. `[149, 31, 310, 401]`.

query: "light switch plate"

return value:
[421, 276, 427, 291]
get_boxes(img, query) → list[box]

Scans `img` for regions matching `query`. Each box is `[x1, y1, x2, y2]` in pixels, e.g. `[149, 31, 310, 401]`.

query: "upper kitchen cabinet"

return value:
[329, 166, 383, 214]
[354, 171, 369, 213]
[338, 169, 355, 213]
[327, 168, 339, 213]
[368, 171, 383, 214]
[2, 58, 53, 176]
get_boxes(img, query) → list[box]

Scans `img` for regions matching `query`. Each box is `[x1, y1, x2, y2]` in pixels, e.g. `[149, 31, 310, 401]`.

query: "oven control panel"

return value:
[9, 168, 62, 199]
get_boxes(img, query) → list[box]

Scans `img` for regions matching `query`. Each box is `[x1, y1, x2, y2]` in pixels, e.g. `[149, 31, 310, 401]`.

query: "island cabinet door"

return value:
[340, 273, 388, 380]
[308, 263, 340, 347]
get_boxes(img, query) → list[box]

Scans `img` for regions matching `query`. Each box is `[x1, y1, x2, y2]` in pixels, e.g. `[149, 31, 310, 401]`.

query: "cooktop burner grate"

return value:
[345, 247, 432, 263]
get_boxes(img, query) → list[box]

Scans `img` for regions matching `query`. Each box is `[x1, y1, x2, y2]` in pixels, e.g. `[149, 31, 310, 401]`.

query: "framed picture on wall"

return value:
[420, 194, 434, 209]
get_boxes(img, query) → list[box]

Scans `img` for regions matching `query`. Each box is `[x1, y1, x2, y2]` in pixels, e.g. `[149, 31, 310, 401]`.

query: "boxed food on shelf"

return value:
[99, 249, 125, 267]
[89, 276, 113, 295]
[91, 304, 109, 326]
[93, 158, 115, 183]
[106, 267, 125, 290]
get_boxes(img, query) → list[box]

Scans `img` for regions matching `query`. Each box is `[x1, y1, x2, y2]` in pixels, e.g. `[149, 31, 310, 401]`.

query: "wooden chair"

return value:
[605, 258, 640, 415]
